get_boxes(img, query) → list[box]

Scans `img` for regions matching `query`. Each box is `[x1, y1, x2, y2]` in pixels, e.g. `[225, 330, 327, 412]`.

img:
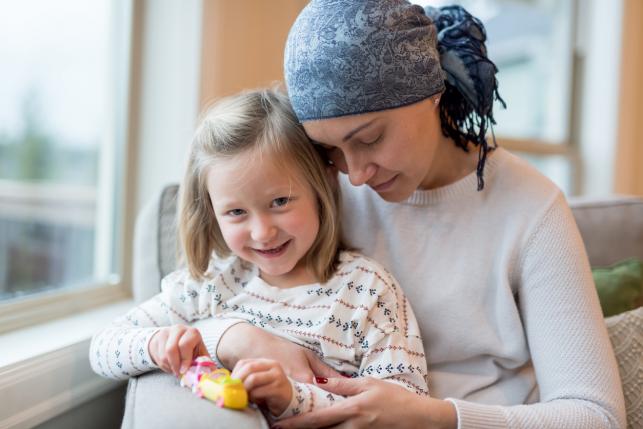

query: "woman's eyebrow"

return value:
[343, 119, 377, 142]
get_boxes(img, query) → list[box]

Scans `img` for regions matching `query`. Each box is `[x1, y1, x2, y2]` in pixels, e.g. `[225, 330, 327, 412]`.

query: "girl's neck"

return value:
[259, 264, 319, 289]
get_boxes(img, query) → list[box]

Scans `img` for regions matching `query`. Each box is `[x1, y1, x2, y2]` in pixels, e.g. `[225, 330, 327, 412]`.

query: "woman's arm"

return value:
[441, 194, 625, 429]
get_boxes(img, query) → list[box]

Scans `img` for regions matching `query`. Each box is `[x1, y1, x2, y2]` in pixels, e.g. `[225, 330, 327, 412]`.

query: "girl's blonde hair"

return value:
[179, 88, 343, 283]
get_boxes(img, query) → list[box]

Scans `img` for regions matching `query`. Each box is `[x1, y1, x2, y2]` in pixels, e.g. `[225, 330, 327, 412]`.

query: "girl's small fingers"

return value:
[177, 328, 202, 373]
[232, 358, 277, 380]
[243, 370, 276, 391]
[165, 326, 186, 376]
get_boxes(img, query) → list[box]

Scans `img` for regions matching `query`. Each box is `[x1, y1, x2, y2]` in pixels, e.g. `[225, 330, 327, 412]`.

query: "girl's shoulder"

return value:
[163, 254, 256, 290]
[335, 251, 399, 291]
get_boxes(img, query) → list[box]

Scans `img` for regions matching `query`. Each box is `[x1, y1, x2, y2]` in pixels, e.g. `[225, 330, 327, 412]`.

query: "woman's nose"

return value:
[250, 216, 277, 243]
[345, 153, 377, 186]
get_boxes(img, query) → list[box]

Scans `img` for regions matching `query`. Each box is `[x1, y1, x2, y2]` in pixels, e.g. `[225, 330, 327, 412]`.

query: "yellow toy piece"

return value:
[197, 368, 248, 409]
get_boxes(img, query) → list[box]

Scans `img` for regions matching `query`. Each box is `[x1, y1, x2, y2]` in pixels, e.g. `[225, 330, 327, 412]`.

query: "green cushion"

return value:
[592, 259, 643, 317]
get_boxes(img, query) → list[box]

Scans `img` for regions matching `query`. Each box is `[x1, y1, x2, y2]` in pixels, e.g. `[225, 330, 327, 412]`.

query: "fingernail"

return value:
[315, 376, 328, 384]
[341, 373, 352, 378]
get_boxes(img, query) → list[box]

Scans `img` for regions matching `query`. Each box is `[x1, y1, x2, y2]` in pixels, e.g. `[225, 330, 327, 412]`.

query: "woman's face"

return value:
[302, 96, 453, 202]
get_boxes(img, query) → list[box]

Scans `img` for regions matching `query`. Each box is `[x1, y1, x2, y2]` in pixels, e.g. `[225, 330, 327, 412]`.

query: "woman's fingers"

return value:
[314, 376, 368, 397]
[307, 352, 342, 379]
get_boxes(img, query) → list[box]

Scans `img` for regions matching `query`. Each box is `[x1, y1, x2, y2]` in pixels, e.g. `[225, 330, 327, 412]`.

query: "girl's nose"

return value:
[250, 216, 277, 243]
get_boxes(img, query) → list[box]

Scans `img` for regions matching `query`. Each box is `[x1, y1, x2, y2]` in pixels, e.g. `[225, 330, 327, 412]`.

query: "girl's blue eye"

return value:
[227, 209, 245, 216]
[272, 197, 291, 208]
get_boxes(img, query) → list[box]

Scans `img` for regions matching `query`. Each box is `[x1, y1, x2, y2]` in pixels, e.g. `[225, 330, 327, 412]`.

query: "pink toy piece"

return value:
[179, 356, 217, 392]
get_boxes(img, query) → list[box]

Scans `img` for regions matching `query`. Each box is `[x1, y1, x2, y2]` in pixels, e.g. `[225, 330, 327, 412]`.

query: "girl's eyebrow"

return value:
[343, 119, 377, 142]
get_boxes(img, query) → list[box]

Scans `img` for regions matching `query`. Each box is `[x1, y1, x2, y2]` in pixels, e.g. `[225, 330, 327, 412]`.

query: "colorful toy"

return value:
[180, 356, 248, 409]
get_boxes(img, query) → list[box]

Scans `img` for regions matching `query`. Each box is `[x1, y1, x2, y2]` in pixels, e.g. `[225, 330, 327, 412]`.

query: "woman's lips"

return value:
[371, 174, 398, 192]
[253, 240, 291, 258]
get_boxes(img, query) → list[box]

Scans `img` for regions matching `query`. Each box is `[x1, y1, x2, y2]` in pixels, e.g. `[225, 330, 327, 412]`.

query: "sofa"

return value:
[124, 184, 642, 428]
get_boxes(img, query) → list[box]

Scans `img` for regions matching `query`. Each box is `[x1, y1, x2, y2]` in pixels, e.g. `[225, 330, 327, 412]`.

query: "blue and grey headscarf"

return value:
[284, 0, 505, 190]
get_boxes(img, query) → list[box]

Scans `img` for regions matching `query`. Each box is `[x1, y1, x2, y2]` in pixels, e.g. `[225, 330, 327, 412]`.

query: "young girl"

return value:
[89, 88, 428, 419]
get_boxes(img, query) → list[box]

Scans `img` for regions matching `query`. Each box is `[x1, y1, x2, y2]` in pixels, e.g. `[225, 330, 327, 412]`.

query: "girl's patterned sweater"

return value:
[89, 251, 428, 418]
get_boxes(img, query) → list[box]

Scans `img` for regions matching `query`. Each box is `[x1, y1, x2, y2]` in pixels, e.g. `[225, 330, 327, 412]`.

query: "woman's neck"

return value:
[420, 137, 482, 190]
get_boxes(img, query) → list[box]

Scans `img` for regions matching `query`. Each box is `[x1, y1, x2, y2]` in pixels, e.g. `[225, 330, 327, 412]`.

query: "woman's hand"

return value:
[277, 377, 458, 429]
[148, 324, 210, 377]
[217, 323, 341, 383]
[232, 358, 293, 417]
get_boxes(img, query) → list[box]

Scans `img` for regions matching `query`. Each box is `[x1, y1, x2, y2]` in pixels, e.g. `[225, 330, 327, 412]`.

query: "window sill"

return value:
[0, 300, 134, 429]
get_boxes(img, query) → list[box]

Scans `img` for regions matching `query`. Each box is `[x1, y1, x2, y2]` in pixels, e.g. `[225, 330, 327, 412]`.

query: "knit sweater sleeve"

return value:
[89, 265, 235, 380]
[447, 192, 626, 429]
[276, 270, 429, 420]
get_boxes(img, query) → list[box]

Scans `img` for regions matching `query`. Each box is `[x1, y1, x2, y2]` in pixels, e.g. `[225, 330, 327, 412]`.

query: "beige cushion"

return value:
[605, 306, 643, 429]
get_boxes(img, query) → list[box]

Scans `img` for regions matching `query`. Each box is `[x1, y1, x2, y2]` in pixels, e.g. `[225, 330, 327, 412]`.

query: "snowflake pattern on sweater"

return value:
[89, 251, 428, 417]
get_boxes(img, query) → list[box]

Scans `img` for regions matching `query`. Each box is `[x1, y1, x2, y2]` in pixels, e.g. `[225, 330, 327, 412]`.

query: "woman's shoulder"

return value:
[484, 147, 566, 211]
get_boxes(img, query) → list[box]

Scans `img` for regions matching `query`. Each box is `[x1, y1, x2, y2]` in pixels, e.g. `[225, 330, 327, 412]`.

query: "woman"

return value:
[123, 2, 625, 428]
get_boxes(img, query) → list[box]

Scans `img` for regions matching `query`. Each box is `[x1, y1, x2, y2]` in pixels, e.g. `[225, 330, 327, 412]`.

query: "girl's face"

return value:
[302, 96, 475, 202]
[207, 150, 320, 288]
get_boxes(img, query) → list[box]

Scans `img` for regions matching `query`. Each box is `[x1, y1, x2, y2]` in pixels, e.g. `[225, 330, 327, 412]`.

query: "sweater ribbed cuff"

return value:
[197, 318, 247, 369]
[445, 398, 507, 429]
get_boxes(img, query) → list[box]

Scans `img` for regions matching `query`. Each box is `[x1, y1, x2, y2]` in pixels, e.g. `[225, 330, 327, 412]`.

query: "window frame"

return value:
[0, 0, 141, 334]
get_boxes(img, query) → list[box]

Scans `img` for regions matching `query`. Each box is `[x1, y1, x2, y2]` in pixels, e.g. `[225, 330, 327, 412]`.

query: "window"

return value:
[0, 0, 132, 331]
[416, 0, 578, 194]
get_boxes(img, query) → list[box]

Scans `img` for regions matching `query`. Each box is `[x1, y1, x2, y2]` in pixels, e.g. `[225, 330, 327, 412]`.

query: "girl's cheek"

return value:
[221, 224, 246, 250]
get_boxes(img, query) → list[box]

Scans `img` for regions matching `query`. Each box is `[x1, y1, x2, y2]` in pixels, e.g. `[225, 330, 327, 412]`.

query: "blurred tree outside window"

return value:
[0, 0, 127, 303]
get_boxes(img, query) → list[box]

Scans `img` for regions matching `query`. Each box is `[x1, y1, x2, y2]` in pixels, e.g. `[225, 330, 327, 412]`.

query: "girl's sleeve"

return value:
[89, 266, 232, 380]
[446, 193, 626, 429]
[275, 272, 429, 420]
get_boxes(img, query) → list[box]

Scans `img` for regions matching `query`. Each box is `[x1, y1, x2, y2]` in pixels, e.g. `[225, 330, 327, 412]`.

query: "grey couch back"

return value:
[133, 184, 643, 302]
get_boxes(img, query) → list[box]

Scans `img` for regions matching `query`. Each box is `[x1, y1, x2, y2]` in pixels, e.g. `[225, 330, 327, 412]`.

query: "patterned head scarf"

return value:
[284, 0, 505, 190]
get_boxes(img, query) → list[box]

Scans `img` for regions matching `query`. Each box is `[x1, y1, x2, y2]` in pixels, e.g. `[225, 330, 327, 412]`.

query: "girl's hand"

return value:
[232, 358, 293, 417]
[217, 323, 341, 383]
[277, 377, 458, 429]
[148, 324, 210, 377]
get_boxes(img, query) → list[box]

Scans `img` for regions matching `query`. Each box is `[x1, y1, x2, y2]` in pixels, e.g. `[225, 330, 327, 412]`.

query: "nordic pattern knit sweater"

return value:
[89, 251, 428, 419]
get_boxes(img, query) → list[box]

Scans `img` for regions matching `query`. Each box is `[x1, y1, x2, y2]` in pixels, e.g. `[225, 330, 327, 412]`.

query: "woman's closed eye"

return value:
[358, 133, 383, 146]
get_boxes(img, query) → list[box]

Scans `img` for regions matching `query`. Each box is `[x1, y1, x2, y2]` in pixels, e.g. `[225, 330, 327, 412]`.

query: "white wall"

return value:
[134, 0, 202, 214]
